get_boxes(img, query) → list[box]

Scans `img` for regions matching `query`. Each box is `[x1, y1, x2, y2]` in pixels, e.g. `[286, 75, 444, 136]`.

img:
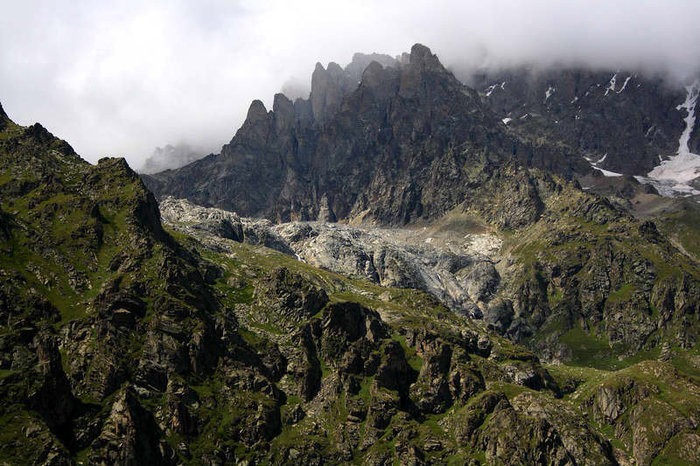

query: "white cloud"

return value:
[1, 0, 699, 167]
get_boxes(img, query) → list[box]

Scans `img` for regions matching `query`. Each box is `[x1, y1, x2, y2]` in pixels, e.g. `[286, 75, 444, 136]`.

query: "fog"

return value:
[1, 0, 699, 168]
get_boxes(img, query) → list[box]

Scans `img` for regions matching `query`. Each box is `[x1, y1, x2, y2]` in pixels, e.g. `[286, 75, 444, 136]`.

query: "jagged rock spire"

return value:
[245, 99, 268, 124]
[310, 61, 356, 121]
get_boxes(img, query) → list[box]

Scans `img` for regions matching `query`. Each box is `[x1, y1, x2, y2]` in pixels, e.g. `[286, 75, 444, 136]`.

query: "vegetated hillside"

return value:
[2, 101, 700, 465]
[162, 194, 700, 466]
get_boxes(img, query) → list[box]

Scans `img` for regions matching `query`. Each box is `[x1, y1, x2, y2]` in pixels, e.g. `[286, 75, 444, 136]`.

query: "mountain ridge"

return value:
[145, 44, 699, 206]
[143, 44, 594, 224]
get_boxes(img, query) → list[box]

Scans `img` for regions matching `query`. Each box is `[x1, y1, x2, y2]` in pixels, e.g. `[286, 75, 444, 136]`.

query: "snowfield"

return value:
[641, 80, 700, 197]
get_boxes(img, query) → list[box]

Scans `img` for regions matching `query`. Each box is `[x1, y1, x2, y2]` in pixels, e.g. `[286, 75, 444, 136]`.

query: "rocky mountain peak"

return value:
[359, 61, 400, 102]
[272, 92, 295, 133]
[398, 43, 460, 100]
[310, 60, 356, 121]
[409, 43, 439, 68]
[245, 99, 269, 124]
[144, 43, 520, 223]
[326, 61, 344, 76]
[345, 52, 398, 81]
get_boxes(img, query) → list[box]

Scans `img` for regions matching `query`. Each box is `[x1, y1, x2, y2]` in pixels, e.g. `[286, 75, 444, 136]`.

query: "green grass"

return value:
[545, 364, 611, 401]
[559, 327, 616, 370]
[607, 284, 635, 303]
[319, 357, 331, 378]
[0, 369, 17, 379]
[392, 333, 423, 372]
[547, 288, 563, 307]
[357, 376, 374, 400]
[487, 381, 532, 400]
[670, 348, 700, 381]
[558, 327, 661, 372]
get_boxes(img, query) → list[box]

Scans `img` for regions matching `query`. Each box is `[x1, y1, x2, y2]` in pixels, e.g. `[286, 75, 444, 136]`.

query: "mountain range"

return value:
[1, 44, 699, 465]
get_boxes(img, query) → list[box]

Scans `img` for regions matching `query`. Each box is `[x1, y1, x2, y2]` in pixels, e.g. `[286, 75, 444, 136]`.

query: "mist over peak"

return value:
[1, 0, 698, 167]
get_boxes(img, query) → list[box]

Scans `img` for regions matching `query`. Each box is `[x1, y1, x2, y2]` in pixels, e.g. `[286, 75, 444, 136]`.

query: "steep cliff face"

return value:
[470, 67, 700, 200]
[144, 44, 700, 223]
[143, 44, 591, 224]
[469, 67, 688, 176]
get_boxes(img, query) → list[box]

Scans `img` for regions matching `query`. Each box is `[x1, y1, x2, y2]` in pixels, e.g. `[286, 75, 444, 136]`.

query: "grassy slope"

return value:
[176, 226, 700, 464]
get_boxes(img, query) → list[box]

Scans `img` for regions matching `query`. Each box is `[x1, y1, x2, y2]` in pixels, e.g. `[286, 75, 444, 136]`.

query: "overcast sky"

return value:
[1, 0, 699, 168]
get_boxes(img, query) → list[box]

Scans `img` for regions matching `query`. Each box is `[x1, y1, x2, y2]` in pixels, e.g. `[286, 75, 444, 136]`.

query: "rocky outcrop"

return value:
[310, 62, 356, 121]
[344, 52, 398, 82]
[88, 386, 174, 465]
[583, 361, 700, 465]
[159, 196, 244, 241]
[160, 197, 503, 318]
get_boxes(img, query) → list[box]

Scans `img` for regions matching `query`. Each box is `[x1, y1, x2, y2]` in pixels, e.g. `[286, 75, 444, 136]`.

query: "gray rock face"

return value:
[144, 43, 588, 225]
[460, 261, 500, 303]
[469, 67, 688, 176]
[159, 197, 503, 318]
[159, 197, 293, 253]
[159, 197, 244, 241]
[310, 62, 356, 121]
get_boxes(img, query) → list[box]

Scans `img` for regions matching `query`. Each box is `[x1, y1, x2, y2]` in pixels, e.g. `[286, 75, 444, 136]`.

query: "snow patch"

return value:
[544, 85, 555, 102]
[604, 73, 618, 96]
[585, 153, 623, 177]
[644, 80, 700, 197]
[617, 76, 631, 93]
[483, 81, 505, 97]
[596, 168, 624, 177]
[675, 80, 700, 156]
[594, 154, 607, 165]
